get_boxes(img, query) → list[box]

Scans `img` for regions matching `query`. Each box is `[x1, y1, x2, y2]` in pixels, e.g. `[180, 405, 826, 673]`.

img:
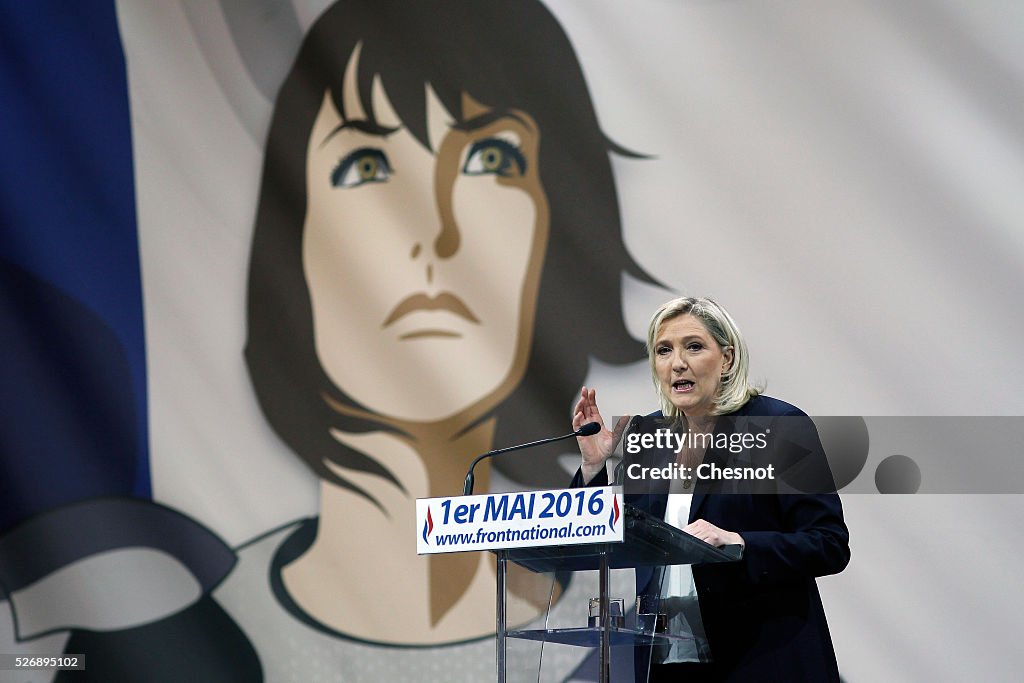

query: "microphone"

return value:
[463, 422, 601, 496]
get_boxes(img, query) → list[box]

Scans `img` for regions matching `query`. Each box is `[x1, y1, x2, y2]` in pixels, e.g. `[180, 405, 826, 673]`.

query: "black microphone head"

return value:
[576, 422, 601, 437]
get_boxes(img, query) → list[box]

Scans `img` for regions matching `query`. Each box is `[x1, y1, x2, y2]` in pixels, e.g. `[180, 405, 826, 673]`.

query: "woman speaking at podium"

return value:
[571, 297, 849, 682]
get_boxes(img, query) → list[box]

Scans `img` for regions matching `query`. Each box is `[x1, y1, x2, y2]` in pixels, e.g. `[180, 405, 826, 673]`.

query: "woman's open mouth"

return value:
[672, 379, 695, 393]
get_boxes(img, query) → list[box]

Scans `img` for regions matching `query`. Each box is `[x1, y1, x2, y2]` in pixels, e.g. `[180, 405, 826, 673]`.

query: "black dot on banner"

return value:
[874, 454, 921, 494]
[812, 417, 870, 489]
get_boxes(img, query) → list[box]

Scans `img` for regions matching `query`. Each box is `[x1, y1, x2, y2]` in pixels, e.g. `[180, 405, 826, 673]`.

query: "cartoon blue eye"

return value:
[462, 138, 526, 177]
[331, 148, 392, 188]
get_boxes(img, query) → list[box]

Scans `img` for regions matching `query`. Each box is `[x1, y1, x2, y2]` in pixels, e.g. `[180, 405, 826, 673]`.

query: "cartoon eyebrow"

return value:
[320, 119, 400, 147]
[452, 109, 534, 134]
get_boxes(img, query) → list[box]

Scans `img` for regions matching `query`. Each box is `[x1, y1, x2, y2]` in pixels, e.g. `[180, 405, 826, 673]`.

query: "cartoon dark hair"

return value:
[245, 0, 654, 503]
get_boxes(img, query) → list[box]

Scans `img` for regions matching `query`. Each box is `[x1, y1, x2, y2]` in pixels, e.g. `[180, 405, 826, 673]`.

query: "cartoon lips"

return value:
[384, 291, 480, 340]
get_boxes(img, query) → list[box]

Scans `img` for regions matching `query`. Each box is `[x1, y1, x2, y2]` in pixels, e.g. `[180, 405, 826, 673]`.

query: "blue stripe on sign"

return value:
[0, 0, 150, 532]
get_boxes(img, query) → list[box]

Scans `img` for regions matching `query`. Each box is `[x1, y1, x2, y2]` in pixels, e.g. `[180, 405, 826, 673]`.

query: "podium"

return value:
[496, 503, 741, 682]
[415, 487, 741, 682]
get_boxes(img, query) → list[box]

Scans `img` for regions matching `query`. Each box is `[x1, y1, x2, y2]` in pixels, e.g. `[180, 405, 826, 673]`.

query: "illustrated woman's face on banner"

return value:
[302, 52, 550, 424]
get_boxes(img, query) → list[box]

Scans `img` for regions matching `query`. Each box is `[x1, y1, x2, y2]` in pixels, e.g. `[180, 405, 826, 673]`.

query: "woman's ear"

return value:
[722, 345, 734, 374]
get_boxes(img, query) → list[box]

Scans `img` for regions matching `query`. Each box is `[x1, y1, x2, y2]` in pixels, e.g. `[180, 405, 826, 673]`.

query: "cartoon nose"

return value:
[408, 179, 460, 280]
[433, 220, 459, 259]
[433, 182, 460, 259]
[409, 179, 461, 266]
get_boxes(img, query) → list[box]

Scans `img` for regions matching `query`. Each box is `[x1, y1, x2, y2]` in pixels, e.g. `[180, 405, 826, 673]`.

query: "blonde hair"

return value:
[645, 297, 762, 417]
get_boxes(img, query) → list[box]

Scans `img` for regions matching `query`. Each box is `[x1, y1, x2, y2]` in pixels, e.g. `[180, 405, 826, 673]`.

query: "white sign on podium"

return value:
[416, 486, 624, 555]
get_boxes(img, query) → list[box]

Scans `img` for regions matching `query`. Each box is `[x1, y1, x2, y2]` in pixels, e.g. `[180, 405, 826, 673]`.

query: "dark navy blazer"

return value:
[571, 395, 849, 682]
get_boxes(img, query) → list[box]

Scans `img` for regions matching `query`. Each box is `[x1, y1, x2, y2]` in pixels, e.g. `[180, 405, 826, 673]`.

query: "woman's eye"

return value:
[331, 148, 392, 188]
[687, 343, 703, 353]
[462, 138, 526, 177]
[656, 346, 671, 356]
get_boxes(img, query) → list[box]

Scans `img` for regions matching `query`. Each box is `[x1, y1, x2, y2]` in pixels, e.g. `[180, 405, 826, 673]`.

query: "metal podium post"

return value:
[496, 550, 508, 682]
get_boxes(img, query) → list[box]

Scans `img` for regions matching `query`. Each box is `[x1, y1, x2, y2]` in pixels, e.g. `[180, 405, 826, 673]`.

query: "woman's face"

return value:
[653, 314, 733, 418]
[302, 69, 549, 424]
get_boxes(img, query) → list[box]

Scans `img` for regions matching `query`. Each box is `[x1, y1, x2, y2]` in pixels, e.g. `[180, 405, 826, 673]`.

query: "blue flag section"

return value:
[0, 0, 149, 532]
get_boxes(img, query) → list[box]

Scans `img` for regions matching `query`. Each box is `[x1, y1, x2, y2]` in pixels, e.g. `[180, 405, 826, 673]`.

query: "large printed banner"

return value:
[2, 1, 1023, 681]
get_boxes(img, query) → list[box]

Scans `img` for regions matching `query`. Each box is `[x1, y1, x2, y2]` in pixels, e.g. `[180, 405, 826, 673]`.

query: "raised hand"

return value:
[572, 386, 630, 484]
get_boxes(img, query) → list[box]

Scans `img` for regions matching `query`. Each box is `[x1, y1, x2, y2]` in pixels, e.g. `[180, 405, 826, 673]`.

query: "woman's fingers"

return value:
[576, 386, 604, 427]
[683, 519, 745, 548]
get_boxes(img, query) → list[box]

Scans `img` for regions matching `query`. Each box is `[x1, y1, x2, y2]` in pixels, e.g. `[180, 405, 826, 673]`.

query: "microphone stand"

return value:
[462, 422, 600, 496]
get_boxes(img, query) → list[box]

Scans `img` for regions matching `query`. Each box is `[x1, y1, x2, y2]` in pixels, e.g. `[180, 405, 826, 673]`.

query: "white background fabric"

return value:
[117, 1, 1024, 680]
